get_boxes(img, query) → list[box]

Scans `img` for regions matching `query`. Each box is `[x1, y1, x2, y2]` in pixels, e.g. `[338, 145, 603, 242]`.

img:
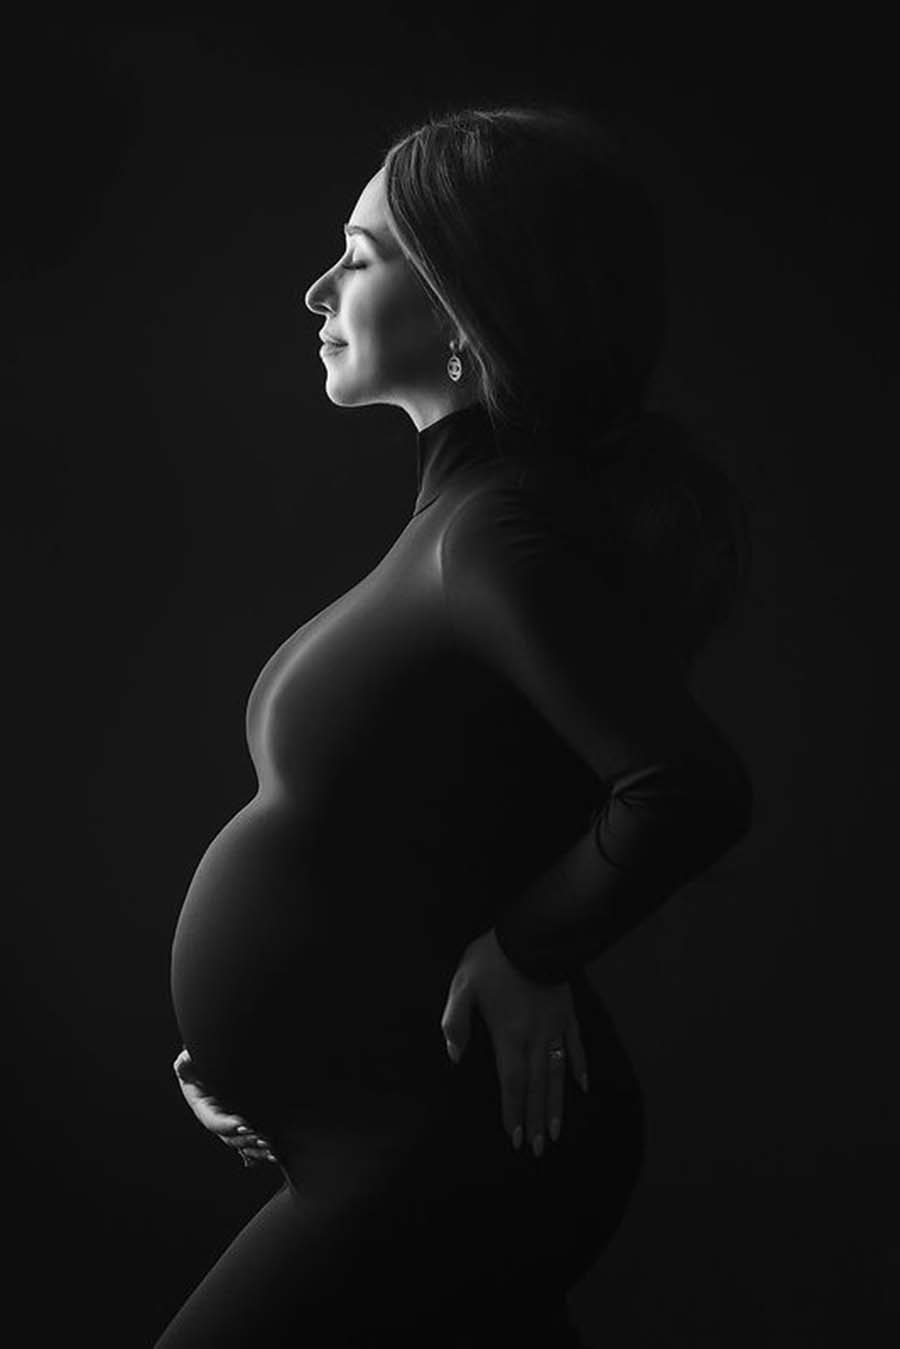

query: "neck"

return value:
[405, 392, 481, 434]
[412, 403, 503, 517]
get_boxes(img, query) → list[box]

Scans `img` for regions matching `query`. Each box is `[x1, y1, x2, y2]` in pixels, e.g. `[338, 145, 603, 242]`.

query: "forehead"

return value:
[350, 167, 385, 218]
[346, 169, 391, 240]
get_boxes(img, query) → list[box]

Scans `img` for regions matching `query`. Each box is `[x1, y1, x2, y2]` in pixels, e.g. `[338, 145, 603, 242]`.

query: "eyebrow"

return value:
[343, 222, 386, 251]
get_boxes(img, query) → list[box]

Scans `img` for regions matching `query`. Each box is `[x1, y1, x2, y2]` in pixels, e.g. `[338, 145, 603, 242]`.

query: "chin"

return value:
[323, 372, 383, 409]
[324, 385, 372, 408]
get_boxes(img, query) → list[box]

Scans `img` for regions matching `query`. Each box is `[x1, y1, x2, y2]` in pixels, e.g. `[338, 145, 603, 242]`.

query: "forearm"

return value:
[492, 751, 753, 985]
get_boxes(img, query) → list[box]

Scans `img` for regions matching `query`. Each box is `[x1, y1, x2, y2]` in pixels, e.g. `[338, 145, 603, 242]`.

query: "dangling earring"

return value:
[446, 340, 463, 382]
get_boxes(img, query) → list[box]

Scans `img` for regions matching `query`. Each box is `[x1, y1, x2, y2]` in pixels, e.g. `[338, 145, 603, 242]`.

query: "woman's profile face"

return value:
[304, 168, 460, 426]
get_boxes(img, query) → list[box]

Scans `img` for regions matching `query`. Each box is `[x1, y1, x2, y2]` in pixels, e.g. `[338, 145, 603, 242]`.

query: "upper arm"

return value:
[439, 484, 748, 797]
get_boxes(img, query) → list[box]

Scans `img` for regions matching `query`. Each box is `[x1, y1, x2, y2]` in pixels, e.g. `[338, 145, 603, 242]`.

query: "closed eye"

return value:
[341, 262, 367, 271]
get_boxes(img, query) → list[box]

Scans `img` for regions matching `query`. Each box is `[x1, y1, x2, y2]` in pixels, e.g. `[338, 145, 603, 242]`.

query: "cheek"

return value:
[349, 279, 440, 367]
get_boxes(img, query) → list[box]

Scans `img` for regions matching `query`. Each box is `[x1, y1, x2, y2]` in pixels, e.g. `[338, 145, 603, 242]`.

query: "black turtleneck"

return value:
[413, 403, 506, 518]
[172, 400, 753, 1116]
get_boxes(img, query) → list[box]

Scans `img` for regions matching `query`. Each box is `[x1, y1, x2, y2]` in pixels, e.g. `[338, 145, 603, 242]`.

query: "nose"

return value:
[304, 268, 335, 316]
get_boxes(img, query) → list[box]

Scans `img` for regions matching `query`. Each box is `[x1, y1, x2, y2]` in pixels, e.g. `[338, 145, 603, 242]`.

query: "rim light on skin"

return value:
[304, 166, 477, 433]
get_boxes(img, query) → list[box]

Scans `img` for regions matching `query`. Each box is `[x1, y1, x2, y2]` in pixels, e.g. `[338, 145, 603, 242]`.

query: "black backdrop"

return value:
[5, 11, 896, 1345]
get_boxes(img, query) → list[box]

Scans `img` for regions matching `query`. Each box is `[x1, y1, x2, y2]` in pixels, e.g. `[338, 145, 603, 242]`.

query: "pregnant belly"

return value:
[171, 794, 459, 1128]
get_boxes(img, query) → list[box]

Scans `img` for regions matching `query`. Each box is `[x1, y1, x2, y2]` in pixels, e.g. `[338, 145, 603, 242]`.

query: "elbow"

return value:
[592, 745, 753, 877]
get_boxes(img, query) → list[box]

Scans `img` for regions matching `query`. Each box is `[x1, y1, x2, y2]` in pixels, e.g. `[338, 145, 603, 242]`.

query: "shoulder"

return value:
[439, 464, 572, 589]
[437, 462, 635, 646]
[438, 420, 748, 667]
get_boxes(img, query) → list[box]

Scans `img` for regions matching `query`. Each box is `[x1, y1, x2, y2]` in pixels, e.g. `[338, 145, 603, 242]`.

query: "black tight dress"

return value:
[157, 403, 752, 1346]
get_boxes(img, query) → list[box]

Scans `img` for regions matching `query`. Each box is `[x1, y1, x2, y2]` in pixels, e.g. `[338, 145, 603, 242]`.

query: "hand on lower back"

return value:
[440, 929, 589, 1158]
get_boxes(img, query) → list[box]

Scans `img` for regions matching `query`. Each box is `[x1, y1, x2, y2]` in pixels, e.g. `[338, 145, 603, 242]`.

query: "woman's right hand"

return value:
[173, 1048, 278, 1168]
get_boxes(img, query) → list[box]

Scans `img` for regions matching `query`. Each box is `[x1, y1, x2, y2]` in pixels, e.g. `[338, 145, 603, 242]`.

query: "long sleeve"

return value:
[439, 481, 753, 985]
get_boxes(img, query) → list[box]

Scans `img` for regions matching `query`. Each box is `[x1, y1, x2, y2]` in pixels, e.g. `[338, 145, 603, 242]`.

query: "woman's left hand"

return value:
[440, 929, 589, 1158]
[173, 1048, 279, 1169]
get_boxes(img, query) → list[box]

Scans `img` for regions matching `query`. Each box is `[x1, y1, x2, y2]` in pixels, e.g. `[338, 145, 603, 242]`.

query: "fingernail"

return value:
[579, 1072, 590, 1093]
[512, 1125, 523, 1151]
[264, 1152, 277, 1163]
[532, 1134, 544, 1158]
[236, 1126, 251, 1135]
[549, 1117, 560, 1142]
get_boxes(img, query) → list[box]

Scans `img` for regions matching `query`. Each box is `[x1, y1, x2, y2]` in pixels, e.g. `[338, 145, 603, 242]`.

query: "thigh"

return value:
[153, 1182, 363, 1347]
[156, 982, 644, 1346]
[154, 1119, 634, 1349]
[154, 1161, 527, 1348]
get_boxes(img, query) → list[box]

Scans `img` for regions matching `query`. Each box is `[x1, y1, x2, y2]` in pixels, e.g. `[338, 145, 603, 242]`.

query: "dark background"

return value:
[5, 10, 896, 1345]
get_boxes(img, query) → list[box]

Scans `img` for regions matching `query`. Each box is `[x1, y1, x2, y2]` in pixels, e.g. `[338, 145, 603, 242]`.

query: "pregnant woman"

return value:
[157, 104, 754, 1347]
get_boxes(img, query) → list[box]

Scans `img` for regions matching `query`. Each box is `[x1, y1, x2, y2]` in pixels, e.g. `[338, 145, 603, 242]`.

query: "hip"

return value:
[262, 974, 645, 1203]
[257, 990, 646, 1295]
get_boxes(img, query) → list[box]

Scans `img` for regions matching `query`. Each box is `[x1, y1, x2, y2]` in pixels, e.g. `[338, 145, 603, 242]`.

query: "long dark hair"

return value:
[381, 103, 750, 669]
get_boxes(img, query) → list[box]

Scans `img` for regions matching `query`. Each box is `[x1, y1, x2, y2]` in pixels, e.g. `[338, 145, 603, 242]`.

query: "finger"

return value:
[234, 1141, 279, 1164]
[184, 1093, 249, 1136]
[525, 1047, 549, 1157]
[220, 1132, 275, 1159]
[221, 1129, 275, 1154]
[440, 975, 471, 1063]
[220, 1132, 270, 1151]
[238, 1145, 278, 1163]
[565, 1013, 590, 1093]
[546, 1043, 567, 1144]
[178, 1081, 252, 1135]
[173, 1048, 192, 1077]
[495, 1042, 528, 1150]
[238, 1148, 279, 1167]
[215, 1113, 256, 1135]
